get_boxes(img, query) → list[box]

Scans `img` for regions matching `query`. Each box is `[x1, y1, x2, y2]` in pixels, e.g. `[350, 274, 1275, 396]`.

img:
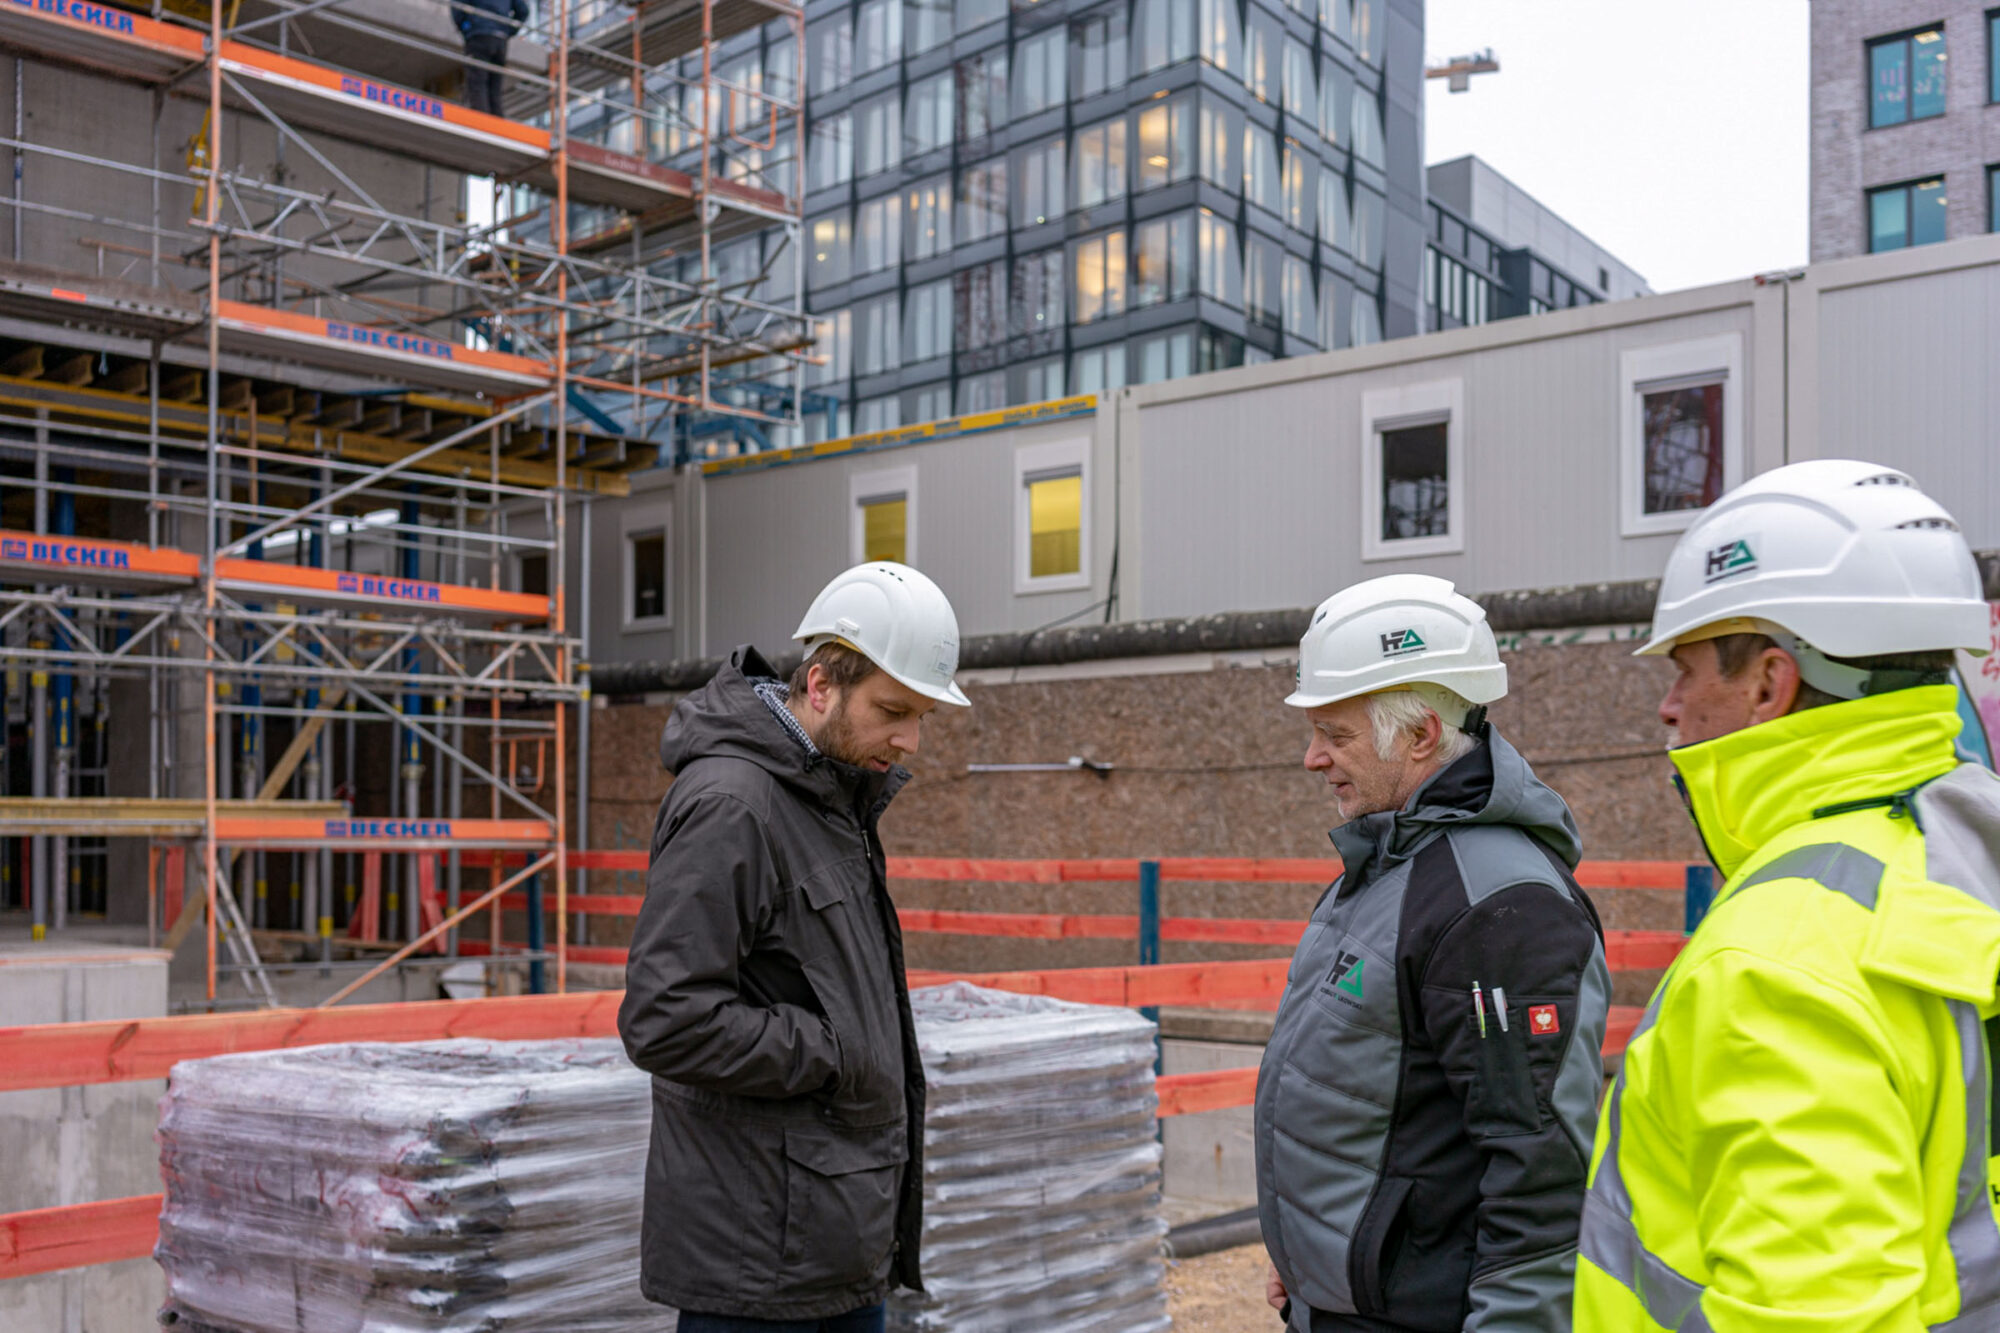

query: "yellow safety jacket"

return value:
[1575, 686, 2000, 1331]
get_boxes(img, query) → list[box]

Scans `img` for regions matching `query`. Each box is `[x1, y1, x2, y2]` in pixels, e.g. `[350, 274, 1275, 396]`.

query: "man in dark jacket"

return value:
[618, 561, 970, 1333]
[1257, 574, 1610, 1332]
[456, 0, 529, 117]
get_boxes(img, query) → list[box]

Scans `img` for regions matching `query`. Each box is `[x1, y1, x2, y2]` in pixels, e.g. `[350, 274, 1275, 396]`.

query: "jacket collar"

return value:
[1666, 685, 1964, 881]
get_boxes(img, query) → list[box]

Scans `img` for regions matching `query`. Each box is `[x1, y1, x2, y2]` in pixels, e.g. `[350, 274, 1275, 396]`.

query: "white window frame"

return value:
[850, 464, 918, 566]
[1619, 333, 1742, 538]
[1013, 437, 1091, 595]
[621, 512, 672, 631]
[1361, 379, 1465, 561]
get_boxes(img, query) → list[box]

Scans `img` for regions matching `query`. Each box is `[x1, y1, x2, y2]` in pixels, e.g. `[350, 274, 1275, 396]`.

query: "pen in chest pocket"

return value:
[1492, 986, 1509, 1033]
[1471, 981, 1487, 1039]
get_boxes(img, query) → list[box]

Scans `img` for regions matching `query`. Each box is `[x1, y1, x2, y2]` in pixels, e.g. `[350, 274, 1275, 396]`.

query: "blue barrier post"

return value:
[527, 870, 546, 994]
[1138, 859, 1162, 1077]
[1684, 864, 1716, 934]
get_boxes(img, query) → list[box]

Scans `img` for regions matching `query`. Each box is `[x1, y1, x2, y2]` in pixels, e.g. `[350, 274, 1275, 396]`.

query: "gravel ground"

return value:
[1163, 1242, 1280, 1332]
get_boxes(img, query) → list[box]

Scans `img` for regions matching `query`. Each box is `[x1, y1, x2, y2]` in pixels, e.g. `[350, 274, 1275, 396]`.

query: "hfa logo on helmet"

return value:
[1703, 537, 1758, 585]
[1379, 628, 1427, 657]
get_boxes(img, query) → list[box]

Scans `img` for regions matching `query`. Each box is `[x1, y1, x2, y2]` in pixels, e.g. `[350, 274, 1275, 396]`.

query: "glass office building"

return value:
[676, 0, 1425, 444]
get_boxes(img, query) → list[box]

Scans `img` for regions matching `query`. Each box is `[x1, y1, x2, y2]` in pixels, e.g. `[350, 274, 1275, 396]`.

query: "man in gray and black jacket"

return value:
[1256, 575, 1610, 1332]
[617, 561, 970, 1333]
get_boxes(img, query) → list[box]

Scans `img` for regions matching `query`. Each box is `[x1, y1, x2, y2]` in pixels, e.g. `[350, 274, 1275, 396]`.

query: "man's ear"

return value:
[1405, 709, 1444, 764]
[801, 662, 837, 716]
[1749, 647, 1803, 725]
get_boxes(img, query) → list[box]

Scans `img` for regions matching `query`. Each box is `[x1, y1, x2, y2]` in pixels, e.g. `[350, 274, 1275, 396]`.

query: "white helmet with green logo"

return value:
[1638, 460, 1988, 691]
[1285, 574, 1508, 727]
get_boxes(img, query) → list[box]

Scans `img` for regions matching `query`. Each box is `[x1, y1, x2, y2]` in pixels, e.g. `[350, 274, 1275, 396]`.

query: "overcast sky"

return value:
[1423, 0, 1809, 295]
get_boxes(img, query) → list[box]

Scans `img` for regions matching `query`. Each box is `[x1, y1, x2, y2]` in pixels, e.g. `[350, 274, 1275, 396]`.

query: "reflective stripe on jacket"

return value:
[1576, 685, 2000, 1331]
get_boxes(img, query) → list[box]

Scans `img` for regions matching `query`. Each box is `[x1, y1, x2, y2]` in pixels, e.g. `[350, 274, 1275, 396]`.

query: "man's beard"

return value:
[814, 696, 887, 770]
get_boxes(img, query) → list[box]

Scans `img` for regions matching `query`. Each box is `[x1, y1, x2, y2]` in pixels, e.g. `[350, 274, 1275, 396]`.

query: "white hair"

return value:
[1364, 689, 1479, 765]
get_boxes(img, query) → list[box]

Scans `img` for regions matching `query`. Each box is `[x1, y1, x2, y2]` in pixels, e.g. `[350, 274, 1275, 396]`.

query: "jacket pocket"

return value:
[1464, 1001, 1546, 1137]
[781, 1122, 909, 1292]
[1349, 1174, 1413, 1316]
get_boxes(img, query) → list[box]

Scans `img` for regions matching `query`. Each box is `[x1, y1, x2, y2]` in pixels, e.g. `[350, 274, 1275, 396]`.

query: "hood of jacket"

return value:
[660, 645, 906, 816]
[1328, 725, 1581, 887]
[1666, 683, 1965, 881]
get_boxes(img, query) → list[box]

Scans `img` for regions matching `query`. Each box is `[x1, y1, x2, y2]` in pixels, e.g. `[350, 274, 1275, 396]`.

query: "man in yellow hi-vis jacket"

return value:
[1576, 458, 2000, 1330]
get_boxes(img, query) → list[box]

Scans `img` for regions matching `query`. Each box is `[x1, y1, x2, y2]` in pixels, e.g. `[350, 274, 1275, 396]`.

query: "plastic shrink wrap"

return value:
[890, 983, 1170, 1333]
[154, 984, 1168, 1332]
[154, 1038, 662, 1332]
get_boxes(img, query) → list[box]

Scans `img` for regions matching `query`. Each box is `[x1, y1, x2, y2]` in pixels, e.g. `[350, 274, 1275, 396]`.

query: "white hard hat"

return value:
[793, 561, 971, 707]
[1638, 460, 1988, 683]
[1286, 574, 1507, 726]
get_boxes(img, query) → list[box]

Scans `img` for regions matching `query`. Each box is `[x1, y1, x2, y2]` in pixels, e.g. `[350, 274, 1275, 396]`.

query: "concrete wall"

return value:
[0, 945, 169, 1332]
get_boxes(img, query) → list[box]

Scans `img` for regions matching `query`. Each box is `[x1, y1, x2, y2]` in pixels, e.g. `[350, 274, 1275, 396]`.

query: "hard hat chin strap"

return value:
[1768, 632, 1951, 701]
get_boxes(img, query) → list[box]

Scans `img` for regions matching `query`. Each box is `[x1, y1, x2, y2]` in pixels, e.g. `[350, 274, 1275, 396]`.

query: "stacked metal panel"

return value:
[891, 983, 1170, 1333]
[154, 1038, 662, 1332]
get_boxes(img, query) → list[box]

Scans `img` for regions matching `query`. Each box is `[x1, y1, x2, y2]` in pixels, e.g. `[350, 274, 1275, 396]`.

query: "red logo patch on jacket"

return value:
[1529, 1004, 1560, 1035]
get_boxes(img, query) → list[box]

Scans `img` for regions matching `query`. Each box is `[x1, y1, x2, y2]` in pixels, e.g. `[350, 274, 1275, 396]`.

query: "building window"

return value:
[1133, 0, 1195, 73]
[1991, 10, 2000, 103]
[1868, 176, 1948, 251]
[955, 260, 1008, 351]
[1991, 164, 2000, 231]
[1361, 380, 1465, 560]
[1352, 289, 1381, 345]
[1619, 335, 1742, 537]
[1282, 255, 1316, 340]
[1197, 208, 1241, 307]
[1073, 6, 1127, 99]
[1244, 123, 1282, 214]
[1351, 83, 1385, 168]
[854, 293, 900, 375]
[1074, 118, 1128, 207]
[1198, 98, 1241, 188]
[1132, 329, 1192, 383]
[902, 382, 950, 424]
[906, 71, 955, 155]
[855, 396, 900, 434]
[1134, 213, 1195, 307]
[1320, 58, 1352, 147]
[958, 157, 1009, 242]
[1015, 138, 1066, 226]
[1012, 248, 1066, 334]
[1135, 94, 1195, 191]
[957, 369, 1006, 413]
[1072, 344, 1127, 395]
[1245, 6, 1280, 101]
[1071, 229, 1127, 323]
[1352, 182, 1385, 268]
[808, 210, 851, 287]
[625, 526, 669, 627]
[1320, 169, 1350, 253]
[855, 94, 901, 177]
[1283, 37, 1316, 116]
[1011, 356, 1065, 403]
[855, 194, 901, 274]
[907, 0, 951, 55]
[958, 0, 1005, 32]
[808, 14, 852, 94]
[856, 0, 902, 74]
[1351, 0, 1377, 63]
[851, 465, 916, 565]
[904, 279, 952, 362]
[1198, 0, 1240, 72]
[1283, 144, 1316, 233]
[518, 550, 549, 596]
[1318, 267, 1348, 349]
[808, 308, 852, 387]
[1869, 25, 1947, 128]
[958, 50, 1010, 140]
[1245, 232, 1281, 329]
[808, 112, 853, 191]
[1016, 438, 1090, 591]
[904, 175, 952, 259]
[765, 34, 797, 109]
[1016, 26, 1066, 117]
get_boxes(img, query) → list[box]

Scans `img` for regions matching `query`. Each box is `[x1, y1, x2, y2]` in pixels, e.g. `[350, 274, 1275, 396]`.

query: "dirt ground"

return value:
[1164, 1242, 1280, 1332]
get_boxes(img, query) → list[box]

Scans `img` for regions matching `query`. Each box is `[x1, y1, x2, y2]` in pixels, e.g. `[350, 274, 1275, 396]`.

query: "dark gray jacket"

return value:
[455, 0, 528, 41]
[1255, 730, 1609, 1332]
[617, 646, 925, 1321]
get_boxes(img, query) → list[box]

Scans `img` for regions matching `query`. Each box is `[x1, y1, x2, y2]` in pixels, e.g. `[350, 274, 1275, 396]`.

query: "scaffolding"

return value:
[0, 0, 808, 1006]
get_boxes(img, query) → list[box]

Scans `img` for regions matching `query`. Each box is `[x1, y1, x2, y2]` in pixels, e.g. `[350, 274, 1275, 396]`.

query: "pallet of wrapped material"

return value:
[154, 1038, 663, 1332]
[892, 982, 1170, 1333]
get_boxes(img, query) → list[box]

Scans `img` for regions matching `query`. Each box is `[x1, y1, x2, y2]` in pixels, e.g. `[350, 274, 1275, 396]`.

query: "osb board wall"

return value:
[585, 640, 1698, 1005]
